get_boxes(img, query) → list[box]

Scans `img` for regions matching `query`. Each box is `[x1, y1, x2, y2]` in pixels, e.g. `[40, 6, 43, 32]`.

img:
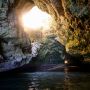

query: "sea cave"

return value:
[1, 0, 90, 90]
[0, 0, 90, 72]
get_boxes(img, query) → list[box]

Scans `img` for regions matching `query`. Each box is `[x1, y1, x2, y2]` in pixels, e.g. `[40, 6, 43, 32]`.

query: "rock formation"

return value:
[0, 0, 32, 71]
[33, 0, 90, 60]
[37, 36, 65, 64]
[0, 0, 90, 72]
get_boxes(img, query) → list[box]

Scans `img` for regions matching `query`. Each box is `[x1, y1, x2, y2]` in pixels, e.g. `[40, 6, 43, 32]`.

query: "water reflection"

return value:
[0, 71, 90, 90]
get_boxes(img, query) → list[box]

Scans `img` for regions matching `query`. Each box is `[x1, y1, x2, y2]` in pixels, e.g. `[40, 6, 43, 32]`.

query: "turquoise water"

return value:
[0, 72, 90, 90]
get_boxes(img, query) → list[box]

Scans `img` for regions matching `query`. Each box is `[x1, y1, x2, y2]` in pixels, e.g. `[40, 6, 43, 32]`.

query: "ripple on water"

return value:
[0, 72, 90, 90]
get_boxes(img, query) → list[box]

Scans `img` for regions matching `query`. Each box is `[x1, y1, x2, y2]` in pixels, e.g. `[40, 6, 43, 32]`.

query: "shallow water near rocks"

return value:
[0, 72, 90, 90]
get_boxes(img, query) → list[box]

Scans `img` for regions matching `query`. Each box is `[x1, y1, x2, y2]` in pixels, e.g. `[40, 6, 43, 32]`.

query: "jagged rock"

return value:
[0, 0, 32, 71]
[0, 54, 32, 72]
[31, 42, 41, 57]
[37, 36, 65, 64]
[0, 0, 90, 71]
[33, 0, 90, 60]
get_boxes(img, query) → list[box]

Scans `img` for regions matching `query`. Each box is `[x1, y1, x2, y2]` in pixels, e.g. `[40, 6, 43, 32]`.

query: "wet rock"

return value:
[37, 36, 65, 64]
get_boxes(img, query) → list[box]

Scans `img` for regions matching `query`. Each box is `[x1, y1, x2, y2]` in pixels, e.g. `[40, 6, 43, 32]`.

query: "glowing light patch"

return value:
[64, 60, 68, 64]
[22, 6, 52, 30]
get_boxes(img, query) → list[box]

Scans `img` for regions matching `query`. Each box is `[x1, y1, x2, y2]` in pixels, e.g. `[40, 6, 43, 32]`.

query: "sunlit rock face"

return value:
[33, 0, 90, 59]
[0, 0, 90, 66]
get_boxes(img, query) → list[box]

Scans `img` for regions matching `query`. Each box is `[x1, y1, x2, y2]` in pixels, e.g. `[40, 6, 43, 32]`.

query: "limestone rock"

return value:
[33, 0, 90, 59]
[37, 36, 65, 64]
[0, 0, 32, 71]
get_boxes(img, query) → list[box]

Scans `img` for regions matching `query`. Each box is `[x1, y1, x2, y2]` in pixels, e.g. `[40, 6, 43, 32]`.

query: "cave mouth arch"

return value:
[11, 0, 66, 64]
[0, 0, 88, 72]
[21, 6, 52, 30]
[12, 0, 57, 43]
[12, 0, 86, 64]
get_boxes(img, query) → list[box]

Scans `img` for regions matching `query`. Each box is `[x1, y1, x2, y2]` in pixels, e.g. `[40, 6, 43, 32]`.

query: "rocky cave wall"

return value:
[0, 0, 31, 62]
[0, 0, 90, 62]
[33, 0, 90, 59]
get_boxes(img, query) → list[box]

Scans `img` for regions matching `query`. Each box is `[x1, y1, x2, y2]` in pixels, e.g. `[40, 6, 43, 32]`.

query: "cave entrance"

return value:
[0, 0, 65, 71]
[22, 6, 52, 30]
[7, 0, 65, 65]
[18, 5, 54, 42]
[15, 3, 65, 64]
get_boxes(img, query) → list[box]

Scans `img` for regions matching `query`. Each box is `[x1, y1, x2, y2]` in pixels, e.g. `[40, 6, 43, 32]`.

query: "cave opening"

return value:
[17, 3, 65, 65]
[21, 5, 54, 42]
[0, 0, 90, 72]
[0, 0, 66, 72]
[1, 2, 90, 90]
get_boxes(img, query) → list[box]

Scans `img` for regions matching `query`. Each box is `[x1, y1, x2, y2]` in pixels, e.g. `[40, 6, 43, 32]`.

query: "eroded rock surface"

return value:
[0, 0, 90, 72]
[0, 0, 32, 71]
[37, 36, 65, 64]
[33, 0, 90, 60]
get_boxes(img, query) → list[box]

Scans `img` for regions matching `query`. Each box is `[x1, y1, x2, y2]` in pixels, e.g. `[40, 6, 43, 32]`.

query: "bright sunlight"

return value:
[22, 6, 52, 30]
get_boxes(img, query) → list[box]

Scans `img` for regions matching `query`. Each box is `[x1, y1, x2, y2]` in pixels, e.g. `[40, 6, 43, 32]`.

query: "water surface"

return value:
[0, 72, 90, 90]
